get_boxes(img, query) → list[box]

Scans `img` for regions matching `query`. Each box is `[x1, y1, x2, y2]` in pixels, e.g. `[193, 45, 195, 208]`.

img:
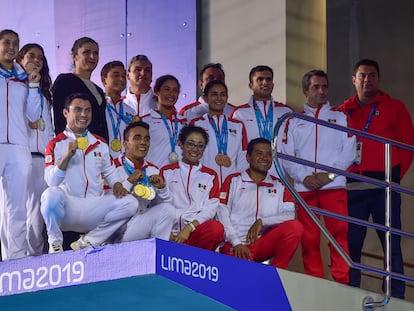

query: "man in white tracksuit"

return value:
[281, 70, 356, 284]
[114, 121, 175, 241]
[40, 93, 136, 253]
[218, 137, 303, 268]
[230, 65, 293, 176]
[123, 55, 157, 117]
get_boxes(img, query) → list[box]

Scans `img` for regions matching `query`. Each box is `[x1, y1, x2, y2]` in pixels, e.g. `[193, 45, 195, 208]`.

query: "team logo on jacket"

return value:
[268, 188, 277, 196]
[94, 151, 102, 157]
[229, 128, 237, 135]
[327, 119, 337, 123]
[198, 183, 207, 191]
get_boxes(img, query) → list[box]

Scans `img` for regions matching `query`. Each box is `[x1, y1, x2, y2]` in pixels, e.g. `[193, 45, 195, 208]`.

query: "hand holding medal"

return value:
[131, 168, 156, 201]
[26, 62, 41, 83]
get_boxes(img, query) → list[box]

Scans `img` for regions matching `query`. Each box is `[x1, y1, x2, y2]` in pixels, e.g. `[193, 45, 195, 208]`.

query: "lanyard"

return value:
[123, 157, 151, 186]
[106, 99, 124, 140]
[253, 100, 273, 141]
[159, 111, 179, 152]
[349, 103, 378, 132]
[0, 64, 28, 81]
[38, 89, 44, 118]
[208, 114, 228, 155]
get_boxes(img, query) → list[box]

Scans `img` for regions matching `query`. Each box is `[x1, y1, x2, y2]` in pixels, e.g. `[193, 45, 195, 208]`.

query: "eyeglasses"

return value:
[184, 141, 205, 150]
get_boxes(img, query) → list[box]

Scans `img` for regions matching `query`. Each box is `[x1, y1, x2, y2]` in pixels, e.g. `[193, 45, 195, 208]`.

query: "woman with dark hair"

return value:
[141, 74, 186, 167]
[51, 37, 108, 141]
[0, 29, 41, 260]
[16, 43, 54, 256]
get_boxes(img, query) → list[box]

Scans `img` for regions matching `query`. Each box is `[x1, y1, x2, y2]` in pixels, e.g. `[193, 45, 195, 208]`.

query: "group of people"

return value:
[0, 29, 413, 299]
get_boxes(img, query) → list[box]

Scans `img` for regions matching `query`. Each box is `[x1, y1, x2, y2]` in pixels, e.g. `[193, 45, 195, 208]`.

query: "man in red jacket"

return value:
[340, 59, 414, 299]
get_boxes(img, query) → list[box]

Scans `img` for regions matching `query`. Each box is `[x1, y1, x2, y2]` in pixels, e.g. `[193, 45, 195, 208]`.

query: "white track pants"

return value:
[41, 187, 137, 247]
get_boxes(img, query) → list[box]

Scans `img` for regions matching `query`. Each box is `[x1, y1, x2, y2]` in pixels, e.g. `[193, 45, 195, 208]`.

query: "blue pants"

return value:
[347, 189, 405, 299]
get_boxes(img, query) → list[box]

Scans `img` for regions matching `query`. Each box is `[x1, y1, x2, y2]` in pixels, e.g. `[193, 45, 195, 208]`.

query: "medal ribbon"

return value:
[38, 89, 44, 119]
[253, 100, 273, 141]
[0, 64, 28, 81]
[123, 157, 151, 186]
[106, 98, 125, 140]
[159, 111, 179, 152]
[208, 114, 228, 155]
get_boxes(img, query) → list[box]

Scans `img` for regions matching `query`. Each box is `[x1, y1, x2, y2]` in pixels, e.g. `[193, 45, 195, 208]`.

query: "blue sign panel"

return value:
[156, 239, 292, 311]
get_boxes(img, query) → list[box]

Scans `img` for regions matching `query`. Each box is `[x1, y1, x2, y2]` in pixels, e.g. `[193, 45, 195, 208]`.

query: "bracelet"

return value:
[29, 82, 40, 88]
[189, 222, 196, 232]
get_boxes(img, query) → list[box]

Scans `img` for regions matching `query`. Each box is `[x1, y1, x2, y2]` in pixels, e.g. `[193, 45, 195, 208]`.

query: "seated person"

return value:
[160, 125, 224, 251]
[114, 121, 175, 242]
[218, 138, 303, 268]
[40, 93, 137, 253]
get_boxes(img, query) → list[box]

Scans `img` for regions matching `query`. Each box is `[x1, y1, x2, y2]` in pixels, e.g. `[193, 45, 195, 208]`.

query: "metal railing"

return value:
[272, 112, 414, 310]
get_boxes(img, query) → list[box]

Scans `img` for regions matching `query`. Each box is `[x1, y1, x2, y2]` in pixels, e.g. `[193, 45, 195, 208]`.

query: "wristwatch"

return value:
[328, 173, 336, 181]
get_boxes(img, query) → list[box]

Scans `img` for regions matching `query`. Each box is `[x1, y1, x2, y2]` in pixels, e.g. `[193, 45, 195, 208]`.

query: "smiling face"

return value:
[19, 46, 44, 73]
[127, 59, 152, 93]
[206, 83, 228, 115]
[249, 70, 274, 101]
[0, 33, 19, 67]
[180, 132, 206, 165]
[123, 125, 150, 162]
[352, 64, 381, 100]
[73, 42, 99, 74]
[64, 98, 92, 134]
[102, 65, 127, 95]
[247, 142, 272, 175]
[155, 79, 180, 109]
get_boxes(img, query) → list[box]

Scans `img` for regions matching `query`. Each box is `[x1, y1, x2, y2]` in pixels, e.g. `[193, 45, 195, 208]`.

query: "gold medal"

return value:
[110, 139, 122, 152]
[142, 186, 151, 199]
[133, 184, 147, 197]
[77, 136, 89, 150]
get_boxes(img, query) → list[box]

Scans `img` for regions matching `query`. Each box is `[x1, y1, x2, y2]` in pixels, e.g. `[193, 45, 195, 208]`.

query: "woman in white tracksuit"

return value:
[16, 43, 55, 256]
[0, 30, 41, 260]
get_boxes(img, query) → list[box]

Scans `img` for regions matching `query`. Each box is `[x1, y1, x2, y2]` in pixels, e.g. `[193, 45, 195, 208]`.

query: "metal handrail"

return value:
[272, 112, 414, 310]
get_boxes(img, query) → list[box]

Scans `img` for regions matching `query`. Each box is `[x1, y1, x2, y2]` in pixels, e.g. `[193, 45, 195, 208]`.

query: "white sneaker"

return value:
[70, 235, 93, 250]
[49, 243, 63, 253]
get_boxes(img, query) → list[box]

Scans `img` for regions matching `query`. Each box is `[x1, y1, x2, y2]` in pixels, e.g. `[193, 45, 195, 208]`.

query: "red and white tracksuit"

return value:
[123, 88, 157, 117]
[179, 96, 236, 120]
[141, 109, 187, 168]
[230, 95, 293, 176]
[191, 113, 248, 185]
[0, 62, 41, 260]
[40, 129, 137, 247]
[26, 94, 55, 256]
[160, 161, 224, 251]
[114, 157, 175, 241]
[218, 170, 303, 269]
[281, 102, 356, 283]
[105, 96, 135, 160]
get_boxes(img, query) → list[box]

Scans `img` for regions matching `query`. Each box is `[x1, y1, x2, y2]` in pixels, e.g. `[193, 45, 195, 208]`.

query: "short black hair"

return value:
[247, 137, 271, 155]
[203, 80, 228, 97]
[153, 74, 180, 93]
[178, 125, 209, 146]
[101, 60, 125, 78]
[64, 93, 92, 110]
[123, 121, 150, 141]
[249, 65, 273, 83]
[199, 63, 225, 80]
[302, 69, 328, 91]
[353, 59, 380, 76]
